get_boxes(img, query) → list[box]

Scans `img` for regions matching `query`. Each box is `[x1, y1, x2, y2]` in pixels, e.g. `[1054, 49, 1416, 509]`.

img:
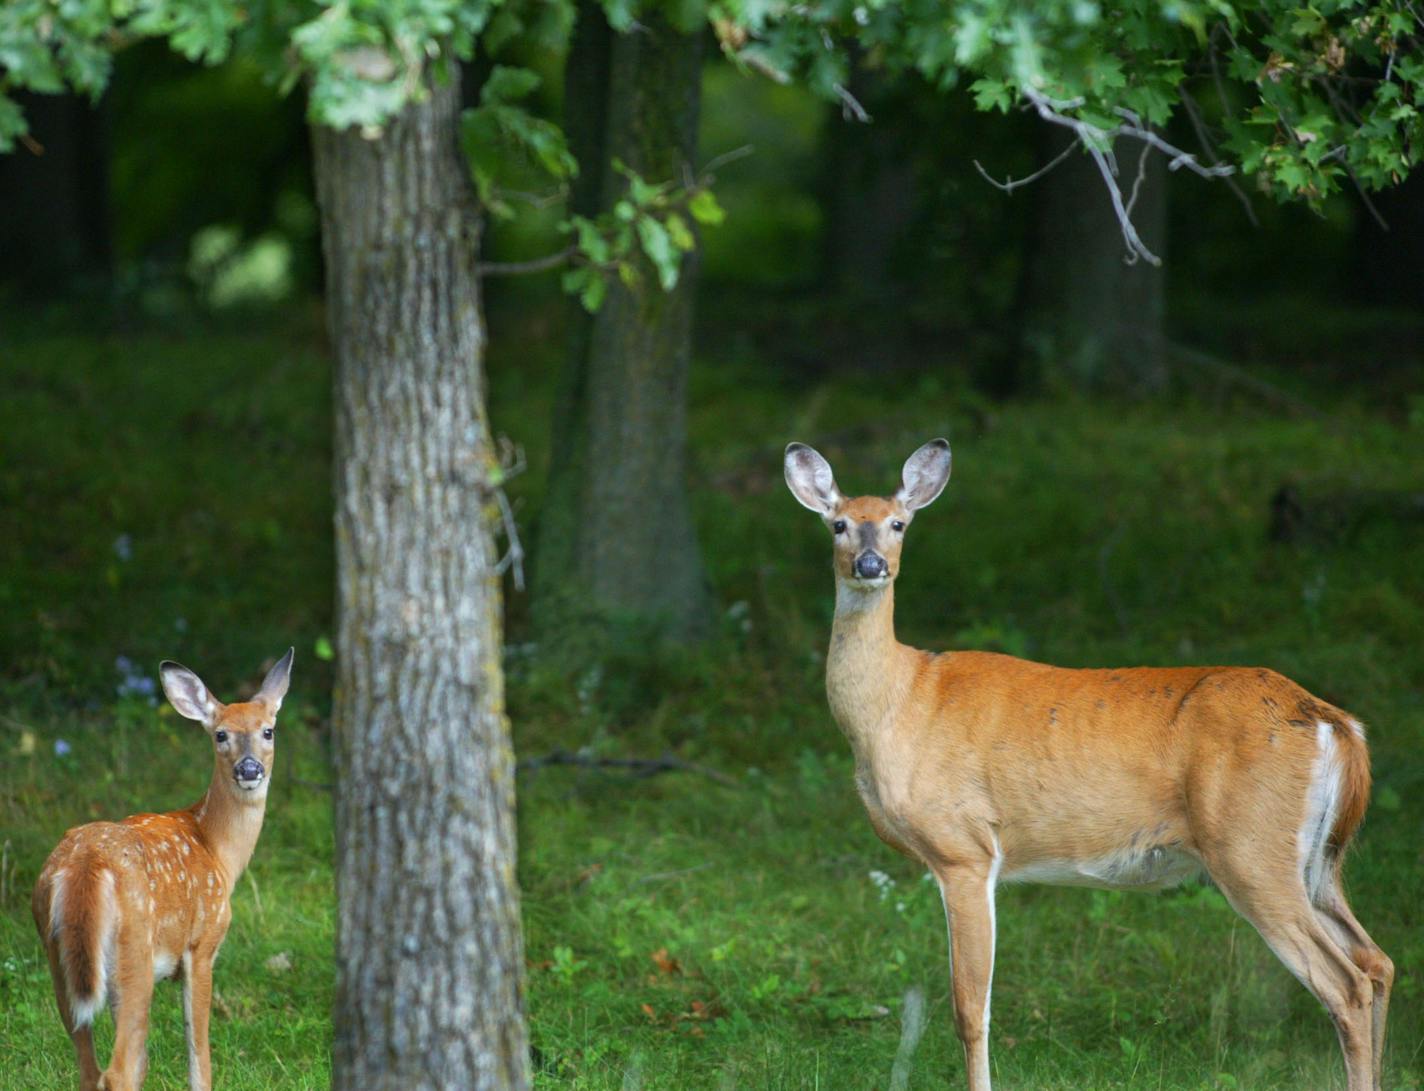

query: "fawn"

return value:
[33, 649, 293, 1091]
[785, 439, 1391, 1091]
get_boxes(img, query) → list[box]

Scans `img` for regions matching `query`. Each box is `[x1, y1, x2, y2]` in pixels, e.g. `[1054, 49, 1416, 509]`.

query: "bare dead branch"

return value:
[490, 436, 527, 592]
[492, 488, 525, 591]
[518, 749, 739, 788]
[972, 139, 1077, 194]
[739, 50, 792, 85]
[500, 188, 567, 211]
[834, 82, 872, 123]
[1348, 170, 1389, 231]
[1124, 139, 1153, 220]
[1020, 87, 1236, 265]
[1109, 107, 1236, 179]
[1087, 140, 1155, 265]
[699, 144, 755, 179]
[476, 246, 576, 278]
[1179, 88, 1259, 226]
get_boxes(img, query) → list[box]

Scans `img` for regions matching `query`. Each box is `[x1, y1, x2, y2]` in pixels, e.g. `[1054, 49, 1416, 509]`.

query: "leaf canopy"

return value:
[1, 1, 1418, 210]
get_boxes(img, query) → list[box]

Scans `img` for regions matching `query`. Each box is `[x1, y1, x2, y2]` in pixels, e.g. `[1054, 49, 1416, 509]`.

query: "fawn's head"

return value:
[785, 439, 951, 589]
[159, 649, 294, 802]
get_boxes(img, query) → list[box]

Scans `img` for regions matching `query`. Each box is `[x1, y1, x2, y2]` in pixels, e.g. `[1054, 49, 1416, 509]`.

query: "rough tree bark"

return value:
[1016, 129, 1168, 394]
[532, 7, 710, 648]
[312, 73, 529, 1091]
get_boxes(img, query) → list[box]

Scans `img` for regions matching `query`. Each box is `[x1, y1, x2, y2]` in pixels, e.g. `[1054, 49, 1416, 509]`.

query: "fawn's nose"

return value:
[234, 757, 264, 783]
[853, 551, 888, 580]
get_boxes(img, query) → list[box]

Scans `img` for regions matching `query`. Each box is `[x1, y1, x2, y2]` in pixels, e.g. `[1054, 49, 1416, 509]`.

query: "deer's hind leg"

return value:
[1314, 863, 1392, 1091]
[42, 943, 103, 1091]
[1204, 842, 1375, 1091]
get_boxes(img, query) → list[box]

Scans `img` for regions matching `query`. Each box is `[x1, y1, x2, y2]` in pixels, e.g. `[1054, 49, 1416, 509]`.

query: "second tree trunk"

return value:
[1017, 131, 1167, 394]
[534, 8, 709, 648]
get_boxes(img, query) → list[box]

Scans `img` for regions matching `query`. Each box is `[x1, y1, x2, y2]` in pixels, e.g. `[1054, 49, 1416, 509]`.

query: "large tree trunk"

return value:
[312, 74, 529, 1091]
[532, 7, 709, 648]
[1016, 130, 1167, 394]
[0, 91, 111, 295]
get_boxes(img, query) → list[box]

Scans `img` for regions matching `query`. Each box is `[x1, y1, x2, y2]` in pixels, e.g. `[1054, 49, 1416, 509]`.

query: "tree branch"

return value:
[1020, 87, 1235, 266]
[972, 139, 1077, 193]
[490, 436, 527, 592]
[476, 246, 576, 277]
[1124, 139, 1152, 220]
[834, 81, 871, 123]
[1179, 88, 1259, 227]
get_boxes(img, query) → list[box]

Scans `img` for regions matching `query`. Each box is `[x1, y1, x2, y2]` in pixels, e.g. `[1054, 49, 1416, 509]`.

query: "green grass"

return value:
[2, 310, 1422, 1088]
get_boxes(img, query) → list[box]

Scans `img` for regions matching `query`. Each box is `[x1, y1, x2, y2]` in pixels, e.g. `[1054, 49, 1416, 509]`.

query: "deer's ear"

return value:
[255, 648, 294, 713]
[784, 443, 842, 515]
[897, 439, 952, 511]
[160, 661, 221, 727]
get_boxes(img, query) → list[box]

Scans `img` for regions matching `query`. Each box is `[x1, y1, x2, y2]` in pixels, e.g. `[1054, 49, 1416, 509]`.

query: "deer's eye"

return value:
[832, 520, 847, 535]
[891, 520, 906, 533]
[262, 727, 274, 741]
[214, 730, 228, 744]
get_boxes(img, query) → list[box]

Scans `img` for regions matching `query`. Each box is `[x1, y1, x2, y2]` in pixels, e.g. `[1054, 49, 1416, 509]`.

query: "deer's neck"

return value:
[193, 765, 267, 886]
[827, 580, 910, 746]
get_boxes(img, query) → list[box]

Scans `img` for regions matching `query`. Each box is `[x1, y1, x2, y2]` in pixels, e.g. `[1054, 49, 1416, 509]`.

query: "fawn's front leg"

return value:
[182, 950, 216, 1091]
[937, 859, 999, 1091]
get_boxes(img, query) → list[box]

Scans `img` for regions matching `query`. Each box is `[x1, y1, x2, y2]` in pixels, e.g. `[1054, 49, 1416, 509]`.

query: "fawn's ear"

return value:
[255, 648, 294, 713]
[785, 443, 842, 515]
[897, 439, 952, 511]
[160, 661, 221, 727]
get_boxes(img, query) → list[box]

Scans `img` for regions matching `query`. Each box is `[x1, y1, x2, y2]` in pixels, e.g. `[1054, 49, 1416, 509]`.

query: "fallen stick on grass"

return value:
[517, 749, 739, 788]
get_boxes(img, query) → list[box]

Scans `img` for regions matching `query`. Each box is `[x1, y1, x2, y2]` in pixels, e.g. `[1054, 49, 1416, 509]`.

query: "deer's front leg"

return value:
[937, 858, 1000, 1091]
[182, 950, 215, 1091]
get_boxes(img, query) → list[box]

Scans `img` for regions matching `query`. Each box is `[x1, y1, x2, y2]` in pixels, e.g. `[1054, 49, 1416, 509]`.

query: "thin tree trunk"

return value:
[533, 9, 709, 648]
[1017, 129, 1167, 394]
[313, 73, 529, 1091]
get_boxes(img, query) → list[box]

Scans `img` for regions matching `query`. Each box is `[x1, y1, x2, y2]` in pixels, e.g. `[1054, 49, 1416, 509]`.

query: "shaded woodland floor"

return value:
[1, 312, 1421, 1088]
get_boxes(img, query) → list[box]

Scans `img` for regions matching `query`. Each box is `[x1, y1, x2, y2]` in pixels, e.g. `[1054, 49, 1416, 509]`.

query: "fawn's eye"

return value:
[891, 520, 906, 533]
[214, 730, 228, 744]
[262, 727, 274, 741]
[832, 520, 847, 535]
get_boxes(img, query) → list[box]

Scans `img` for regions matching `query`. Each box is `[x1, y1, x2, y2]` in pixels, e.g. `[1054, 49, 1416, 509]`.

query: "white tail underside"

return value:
[1301, 720, 1344, 906]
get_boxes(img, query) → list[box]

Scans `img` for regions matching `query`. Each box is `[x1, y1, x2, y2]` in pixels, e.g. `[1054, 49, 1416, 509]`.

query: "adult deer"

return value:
[784, 439, 1390, 1091]
[33, 649, 294, 1091]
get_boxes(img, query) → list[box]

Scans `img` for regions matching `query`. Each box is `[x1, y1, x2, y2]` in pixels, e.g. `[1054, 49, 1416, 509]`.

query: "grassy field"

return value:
[2, 310, 1422, 1089]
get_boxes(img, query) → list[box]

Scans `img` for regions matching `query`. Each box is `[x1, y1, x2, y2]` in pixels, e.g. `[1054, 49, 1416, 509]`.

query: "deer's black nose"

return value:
[854, 552, 888, 579]
[234, 757, 264, 782]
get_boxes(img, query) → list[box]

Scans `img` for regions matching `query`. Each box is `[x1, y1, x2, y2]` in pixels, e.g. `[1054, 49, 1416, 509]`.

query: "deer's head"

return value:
[160, 649, 294, 802]
[784, 439, 951, 589]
